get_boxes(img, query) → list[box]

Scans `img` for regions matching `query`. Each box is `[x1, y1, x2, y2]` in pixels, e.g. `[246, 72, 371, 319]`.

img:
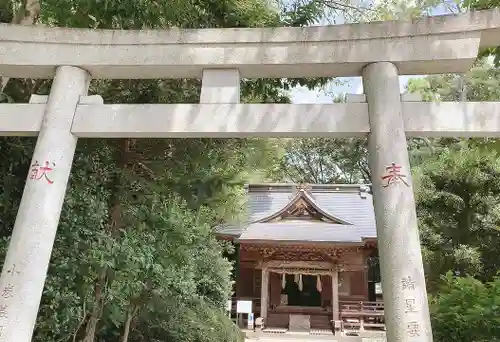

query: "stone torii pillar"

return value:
[363, 62, 433, 342]
[0, 66, 91, 342]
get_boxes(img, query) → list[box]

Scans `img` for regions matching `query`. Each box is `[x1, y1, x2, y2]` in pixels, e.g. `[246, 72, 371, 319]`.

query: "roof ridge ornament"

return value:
[359, 184, 371, 198]
[297, 183, 313, 194]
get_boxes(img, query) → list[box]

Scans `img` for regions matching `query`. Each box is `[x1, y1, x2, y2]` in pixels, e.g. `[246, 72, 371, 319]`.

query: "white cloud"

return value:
[356, 83, 364, 94]
[290, 86, 335, 104]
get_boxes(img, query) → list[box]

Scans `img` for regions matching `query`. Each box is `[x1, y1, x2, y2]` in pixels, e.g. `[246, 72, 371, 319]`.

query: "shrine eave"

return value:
[237, 221, 368, 243]
[216, 231, 379, 250]
[235, 239, 364, 246]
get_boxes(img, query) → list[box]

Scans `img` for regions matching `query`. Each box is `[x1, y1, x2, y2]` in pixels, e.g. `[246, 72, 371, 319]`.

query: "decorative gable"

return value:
[254, 187, 352, 225]
[284, 197, 317, 219]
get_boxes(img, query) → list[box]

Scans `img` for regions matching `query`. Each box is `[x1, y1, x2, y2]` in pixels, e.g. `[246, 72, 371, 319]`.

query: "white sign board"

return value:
[236, 300, 252, 314]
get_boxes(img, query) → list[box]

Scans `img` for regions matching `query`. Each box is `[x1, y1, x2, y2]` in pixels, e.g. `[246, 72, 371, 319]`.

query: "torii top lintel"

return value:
[0, 9, 499, 80]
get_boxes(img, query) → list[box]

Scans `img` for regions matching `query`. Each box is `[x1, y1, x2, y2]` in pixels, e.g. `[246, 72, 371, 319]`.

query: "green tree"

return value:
[406, 59, 500, 102]
[363, 0, 442, 21]
[413, 147, 500, 287]
[430, 272, 500, 342]
[268, 137, 370, 183]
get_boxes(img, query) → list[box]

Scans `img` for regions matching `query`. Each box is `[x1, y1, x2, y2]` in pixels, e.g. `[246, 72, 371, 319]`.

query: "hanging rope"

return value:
[298, 274, 303, 291]
[281, 273, 286, 289]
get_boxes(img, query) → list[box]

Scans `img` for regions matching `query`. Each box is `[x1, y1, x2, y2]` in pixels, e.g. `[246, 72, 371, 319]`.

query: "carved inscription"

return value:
[0, 285, 14, 299]
[401, 276, 416, 290]
[0, 305, 8, 319]
[402, 275, 422, 338]
[404, 298, 418, 313]
[0, 263, 22, 323]
[6, 264, 20, 277]
[407, 321, 421, 337]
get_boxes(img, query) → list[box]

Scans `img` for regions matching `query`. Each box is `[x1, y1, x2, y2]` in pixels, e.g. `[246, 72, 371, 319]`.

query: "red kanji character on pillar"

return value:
[381, 162, 409, 188]
[30, 160, 55, 184]
[38, 161, 55, 184]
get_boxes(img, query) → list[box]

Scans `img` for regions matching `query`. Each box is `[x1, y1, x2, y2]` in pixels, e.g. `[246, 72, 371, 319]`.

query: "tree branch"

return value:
[313, 0, 371, 14]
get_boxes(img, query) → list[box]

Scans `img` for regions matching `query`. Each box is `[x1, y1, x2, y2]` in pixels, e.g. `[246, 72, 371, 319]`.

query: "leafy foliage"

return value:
[406, 59, 500, 102]
[413, 147, 500, 287]
[268, 137, 370, 183]
[363, 0, 442, 20]
[430, 272, 500, 342]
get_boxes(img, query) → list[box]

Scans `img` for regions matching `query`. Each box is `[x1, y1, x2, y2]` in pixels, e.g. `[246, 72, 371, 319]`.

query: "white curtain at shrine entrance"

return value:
[281, 272, 323, 293]
[261, 267, 340, 322]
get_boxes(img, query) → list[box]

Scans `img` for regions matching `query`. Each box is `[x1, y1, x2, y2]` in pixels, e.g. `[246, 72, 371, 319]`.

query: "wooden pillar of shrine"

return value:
[260, 268, 269, 319]
[331, 271, 340, 321]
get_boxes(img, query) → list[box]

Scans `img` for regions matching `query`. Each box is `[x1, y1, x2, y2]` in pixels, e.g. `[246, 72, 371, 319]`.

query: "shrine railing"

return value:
[340, 301, 385, 331]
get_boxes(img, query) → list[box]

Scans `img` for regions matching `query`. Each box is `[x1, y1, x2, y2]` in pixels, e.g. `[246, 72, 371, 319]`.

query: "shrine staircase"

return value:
[310, 314, 331, 330]
[266, 313, 288, 329]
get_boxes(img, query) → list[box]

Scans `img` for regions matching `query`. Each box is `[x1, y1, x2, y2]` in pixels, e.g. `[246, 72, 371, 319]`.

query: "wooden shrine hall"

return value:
[216, 184, 384, 335]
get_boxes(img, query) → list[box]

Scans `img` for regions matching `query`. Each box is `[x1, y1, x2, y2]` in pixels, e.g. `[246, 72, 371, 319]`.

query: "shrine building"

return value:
[216, 183, 383, 334]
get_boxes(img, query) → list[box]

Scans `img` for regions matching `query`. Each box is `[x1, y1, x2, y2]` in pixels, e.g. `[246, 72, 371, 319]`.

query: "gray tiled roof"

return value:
[238, 221, 363, 243]
[247, 190, 292, 222]
[312, 191, 376, 239]
[216, 183, 377, 242]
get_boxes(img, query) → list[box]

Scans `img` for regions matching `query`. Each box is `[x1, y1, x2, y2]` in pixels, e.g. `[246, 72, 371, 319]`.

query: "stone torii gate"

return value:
[1, 9, 500, 342]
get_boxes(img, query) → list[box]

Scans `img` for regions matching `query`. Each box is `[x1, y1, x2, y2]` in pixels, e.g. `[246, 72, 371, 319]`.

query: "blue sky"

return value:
[290, 3, 453, 103]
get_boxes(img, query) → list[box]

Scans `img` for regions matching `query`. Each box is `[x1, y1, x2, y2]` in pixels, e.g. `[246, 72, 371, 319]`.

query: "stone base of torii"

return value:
[0, 8, 500, 342]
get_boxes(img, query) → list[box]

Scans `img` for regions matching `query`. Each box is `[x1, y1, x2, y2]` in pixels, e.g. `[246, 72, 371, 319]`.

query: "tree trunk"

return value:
[121, 304, 138, 342]
[82, 268, 106, 342]
[81, 139, 131, 342]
